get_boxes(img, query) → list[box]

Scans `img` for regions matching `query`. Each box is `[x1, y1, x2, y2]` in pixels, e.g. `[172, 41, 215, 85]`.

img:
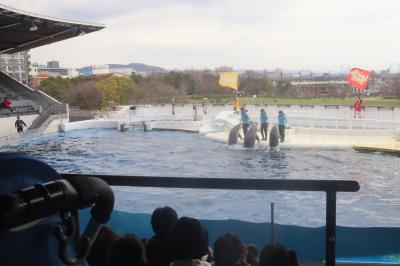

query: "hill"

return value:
[108, 63, 166, 73]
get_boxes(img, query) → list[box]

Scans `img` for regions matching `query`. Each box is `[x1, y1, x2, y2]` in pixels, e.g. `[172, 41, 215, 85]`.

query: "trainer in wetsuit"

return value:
[15, 115, 26, 134]
[260, 108, 268, 141]
[277, 110, 287, 142]
[240, 106, 250, 136]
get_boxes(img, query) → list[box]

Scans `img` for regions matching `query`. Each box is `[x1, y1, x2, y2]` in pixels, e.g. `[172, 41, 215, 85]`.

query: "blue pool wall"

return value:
[81, 209, 400, 262]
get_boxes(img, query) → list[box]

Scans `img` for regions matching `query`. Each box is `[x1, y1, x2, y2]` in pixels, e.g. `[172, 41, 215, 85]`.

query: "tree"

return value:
[62, 80, 101, 110]
[390, 74, 400, 103]
[240, 71, 274, 96]
[276, 80, 292, 97]
[96, 76, 137, 109]
[130, 72, 144, 84]
[39, 77, 71, 100]
[165, 71, 185, 89]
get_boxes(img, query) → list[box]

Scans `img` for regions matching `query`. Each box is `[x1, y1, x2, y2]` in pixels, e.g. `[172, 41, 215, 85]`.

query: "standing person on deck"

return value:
[353, 98, 363, 119]
[233, 92, 241, 112]
[277, 111, 287, 143]
[260, 109, 268, 141]
[15, 115, 26, 135]
[240, 106, 250, 137]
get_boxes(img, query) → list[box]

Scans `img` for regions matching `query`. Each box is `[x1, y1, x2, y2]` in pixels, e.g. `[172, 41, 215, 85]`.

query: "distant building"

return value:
[32, 73, 50, 88]
[38, 66, 69, 77]
[92, 65, 109, 75]
[68, 68, 79, 78]
[79, 64, 110, 76]
[0, 51, 30, 84]
[109, 67, 134, 76]
[29, 61, 79, 88]
[79, 66, 93, 76]
[47, 60, 60, 69]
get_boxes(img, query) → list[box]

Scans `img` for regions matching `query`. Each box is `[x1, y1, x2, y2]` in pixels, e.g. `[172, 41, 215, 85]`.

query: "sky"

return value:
[2, 0, 400, 72]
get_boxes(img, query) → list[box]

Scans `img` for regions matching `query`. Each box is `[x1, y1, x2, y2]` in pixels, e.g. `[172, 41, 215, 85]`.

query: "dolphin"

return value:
[243, 123, 260, 148]
[228, 124, 242, 145]
[269, 124, 280, 148]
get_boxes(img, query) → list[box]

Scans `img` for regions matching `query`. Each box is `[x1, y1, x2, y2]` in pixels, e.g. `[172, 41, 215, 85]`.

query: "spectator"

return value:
[15, 115, 26, 134]
[277, 111, 287, 142]
[213, 233, 243, 266]
[1, 96, 14, 113]
[169, 217, 210, 266]
[87, 226, 119, 266]
[146, 206, 178, 266]
[108, 234, 146, 266]
[236, 243, 251, 266]
[246, 244, 259, 266]
[259, 243, 298, 266]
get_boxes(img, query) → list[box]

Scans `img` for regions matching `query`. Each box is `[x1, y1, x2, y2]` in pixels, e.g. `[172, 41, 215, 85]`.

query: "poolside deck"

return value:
[205, 129, 398, 149]
[353, 143, 400, 154]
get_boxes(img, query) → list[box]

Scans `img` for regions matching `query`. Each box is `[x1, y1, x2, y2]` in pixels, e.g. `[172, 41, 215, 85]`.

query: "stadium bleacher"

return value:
[0, 87, 38, 117]
[0, 70, 65, 116]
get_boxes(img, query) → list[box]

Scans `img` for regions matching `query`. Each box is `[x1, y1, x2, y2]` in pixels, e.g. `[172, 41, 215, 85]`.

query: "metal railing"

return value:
[61, 173, 359, 266]
[29, 103, 67, 130]
[288, 117, 400, 131]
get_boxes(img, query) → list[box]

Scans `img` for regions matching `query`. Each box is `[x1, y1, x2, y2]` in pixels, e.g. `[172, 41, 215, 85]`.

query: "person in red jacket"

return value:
[1, 97, 14, 112]
[353, 99, 363, 119]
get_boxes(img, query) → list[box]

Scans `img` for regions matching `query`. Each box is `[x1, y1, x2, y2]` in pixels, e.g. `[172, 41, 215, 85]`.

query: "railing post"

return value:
[326, 191, 336, 266]
[270, 202, 275, 243]
[66, 103, 70, 122]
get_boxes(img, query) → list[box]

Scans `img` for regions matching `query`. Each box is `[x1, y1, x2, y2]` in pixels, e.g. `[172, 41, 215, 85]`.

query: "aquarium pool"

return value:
[3, 128, 400, 227]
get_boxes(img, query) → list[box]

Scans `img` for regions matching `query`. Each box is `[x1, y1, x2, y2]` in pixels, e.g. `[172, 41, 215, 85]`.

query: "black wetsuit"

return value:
[261, 122, 268, 140]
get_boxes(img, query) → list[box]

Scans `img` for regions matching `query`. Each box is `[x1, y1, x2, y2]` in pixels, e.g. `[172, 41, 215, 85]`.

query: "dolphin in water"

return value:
[243, 123, 260, 148]
[228, 124, 242, 145]
[269, 124, 280, 148]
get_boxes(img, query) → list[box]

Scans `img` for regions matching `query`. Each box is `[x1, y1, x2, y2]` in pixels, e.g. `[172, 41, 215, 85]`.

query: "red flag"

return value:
[346, 68, 371, 91]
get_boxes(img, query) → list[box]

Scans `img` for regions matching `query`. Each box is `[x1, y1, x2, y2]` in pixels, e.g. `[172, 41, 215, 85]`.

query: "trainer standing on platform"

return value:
[240, 106, 250, 136]
[277, 110, 287, 142]
[260, 108, 268, 141]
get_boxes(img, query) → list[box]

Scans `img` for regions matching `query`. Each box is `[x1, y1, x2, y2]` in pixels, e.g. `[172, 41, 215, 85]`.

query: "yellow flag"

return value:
[219, 72, 238, 90]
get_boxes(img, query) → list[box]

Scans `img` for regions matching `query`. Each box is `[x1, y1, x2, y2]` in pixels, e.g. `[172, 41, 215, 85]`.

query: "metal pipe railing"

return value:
[61, 173, 359, 266]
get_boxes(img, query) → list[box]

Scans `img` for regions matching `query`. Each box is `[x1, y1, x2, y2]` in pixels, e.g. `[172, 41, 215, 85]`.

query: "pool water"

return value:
[3, 129, 400, 227]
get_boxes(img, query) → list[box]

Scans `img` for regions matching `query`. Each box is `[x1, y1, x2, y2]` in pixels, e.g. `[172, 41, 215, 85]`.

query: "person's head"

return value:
[261, 109, 265, 113]
[259, 243, 298, 266]
[239, 243, 248, 262]
[4, 96, 7, 99]
[246, 244, 258, 266]
[17, 115, 20, 120]
[107, 234, 146, 266]
[169, 216, 209, 261]
[240, 107, 245, 112]
[279, 110, 283, 116]
[213, 233, 243, 266]
[87, 226, 118, 266]
[151, 206, 178, 237]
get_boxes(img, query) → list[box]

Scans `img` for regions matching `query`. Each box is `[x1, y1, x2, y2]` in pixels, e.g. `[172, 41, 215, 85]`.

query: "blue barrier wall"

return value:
[81, 209, 400, 263]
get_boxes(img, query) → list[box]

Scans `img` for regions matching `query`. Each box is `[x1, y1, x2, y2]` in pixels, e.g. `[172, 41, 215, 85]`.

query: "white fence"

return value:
[288, 117, 400, 131]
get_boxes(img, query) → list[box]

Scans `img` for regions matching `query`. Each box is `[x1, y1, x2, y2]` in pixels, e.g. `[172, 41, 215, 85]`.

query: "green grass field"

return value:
[201, 97, 400, 107]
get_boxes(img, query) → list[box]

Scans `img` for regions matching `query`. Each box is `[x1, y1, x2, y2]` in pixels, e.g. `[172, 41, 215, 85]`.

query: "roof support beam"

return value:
[0, 27, 74, 53]
[0, 22, 21, 30]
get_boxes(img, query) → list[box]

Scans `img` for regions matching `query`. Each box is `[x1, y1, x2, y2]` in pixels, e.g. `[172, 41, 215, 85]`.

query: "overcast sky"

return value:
[2, 0, 400, 71]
